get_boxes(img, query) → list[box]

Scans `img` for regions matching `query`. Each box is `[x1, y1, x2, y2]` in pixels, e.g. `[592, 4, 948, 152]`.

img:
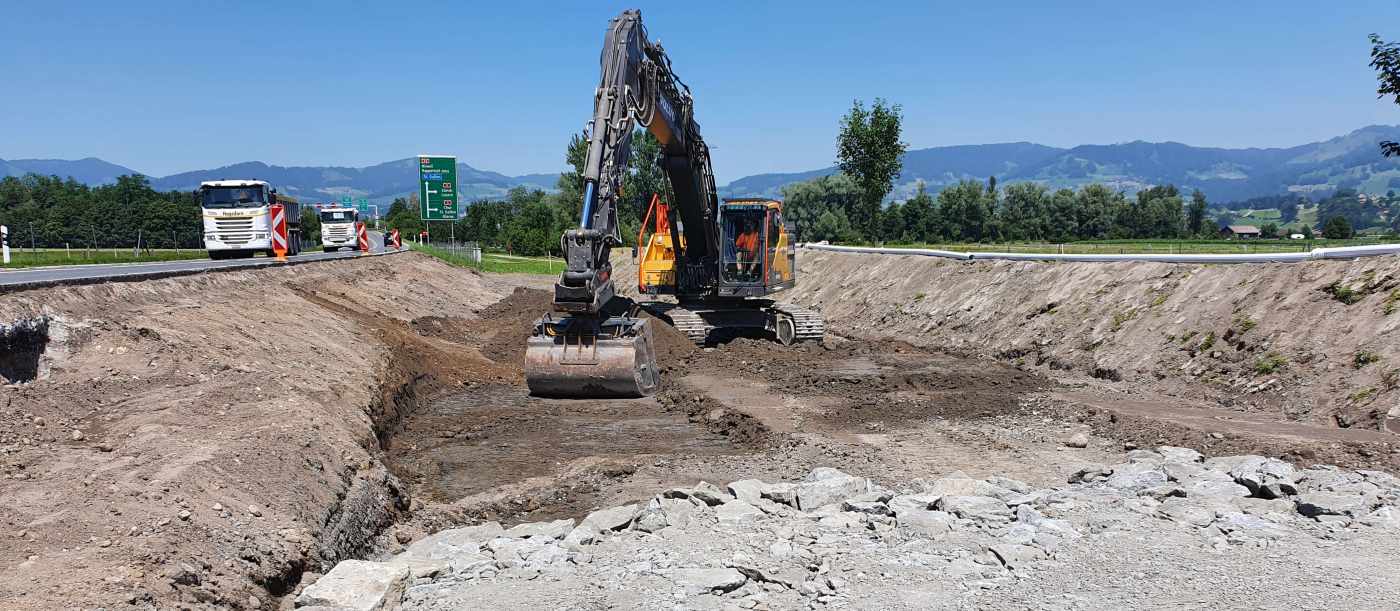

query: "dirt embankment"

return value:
[0, 254, 537, 610]
[788, 250, 1400, 437]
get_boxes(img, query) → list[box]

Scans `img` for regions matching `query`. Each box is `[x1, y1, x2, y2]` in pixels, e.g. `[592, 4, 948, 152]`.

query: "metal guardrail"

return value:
[803, 243, 1400, 264]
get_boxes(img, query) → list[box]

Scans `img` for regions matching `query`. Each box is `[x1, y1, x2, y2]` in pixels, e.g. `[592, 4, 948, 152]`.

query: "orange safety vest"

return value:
[736, 231, 759, 255]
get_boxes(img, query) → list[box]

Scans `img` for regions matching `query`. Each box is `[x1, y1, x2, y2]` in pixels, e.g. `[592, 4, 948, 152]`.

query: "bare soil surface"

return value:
[7, 246, 1400, 610]
[0, 254, 545, 610]
[383, 289, 1106, 546]
[789, 249, 1400, 446]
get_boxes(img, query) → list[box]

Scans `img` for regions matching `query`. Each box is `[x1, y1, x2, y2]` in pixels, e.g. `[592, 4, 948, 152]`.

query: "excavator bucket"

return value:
[524, 315, 660, 398]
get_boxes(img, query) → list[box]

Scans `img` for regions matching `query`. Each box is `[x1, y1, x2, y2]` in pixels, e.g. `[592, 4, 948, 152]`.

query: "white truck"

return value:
[319, 207, 360, 252]
[198, 180, 302, 259]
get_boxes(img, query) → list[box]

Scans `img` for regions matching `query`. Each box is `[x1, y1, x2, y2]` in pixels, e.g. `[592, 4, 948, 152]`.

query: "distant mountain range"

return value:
[0, 157, 558, 204]
[720, 125, 1400, 202]
[6, 125, 1400, 204]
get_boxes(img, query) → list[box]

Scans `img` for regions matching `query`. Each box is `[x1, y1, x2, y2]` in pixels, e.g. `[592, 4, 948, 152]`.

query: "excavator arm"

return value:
[528, 9, 721, 398]
[556, 9, 720, 314]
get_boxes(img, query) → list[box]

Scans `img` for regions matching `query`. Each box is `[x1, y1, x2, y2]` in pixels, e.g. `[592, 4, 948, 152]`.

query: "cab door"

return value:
[765, 207, 794, 289]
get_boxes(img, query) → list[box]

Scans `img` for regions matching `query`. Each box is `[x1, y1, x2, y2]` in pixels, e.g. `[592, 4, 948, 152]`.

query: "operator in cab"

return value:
[735, 219, 761, 280]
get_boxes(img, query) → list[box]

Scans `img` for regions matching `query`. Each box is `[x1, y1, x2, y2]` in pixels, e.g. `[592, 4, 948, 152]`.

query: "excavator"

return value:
[524, 9, 823, 398]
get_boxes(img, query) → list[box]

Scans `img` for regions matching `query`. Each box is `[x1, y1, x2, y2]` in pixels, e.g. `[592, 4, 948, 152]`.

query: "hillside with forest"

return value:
[720, 125, 1400, 203]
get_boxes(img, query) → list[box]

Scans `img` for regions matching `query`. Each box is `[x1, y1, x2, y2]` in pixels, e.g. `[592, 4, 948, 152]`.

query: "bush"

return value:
[1254, 352, 1288, 374]
[1322, 216, 1354, 239]
[1354, 350, 1383, 368]
[1323, 281, 1363, 305]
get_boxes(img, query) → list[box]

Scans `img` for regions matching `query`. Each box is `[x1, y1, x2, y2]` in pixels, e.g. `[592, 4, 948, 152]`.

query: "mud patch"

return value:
[0, 316, 49, 383]
[386, 383, 747, 520]
[667, 337, 1048, 428]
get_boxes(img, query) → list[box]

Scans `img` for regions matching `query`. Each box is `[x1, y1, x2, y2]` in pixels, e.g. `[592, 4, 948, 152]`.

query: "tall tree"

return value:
[780, 174, 862, 242]
[1186, 189, 1208, 236]
[1323, 215, 1354, 239]
[1279, 197, 1301, 224]
[999, 182, 1049, 241]
[836, 98, 907, 240]
[622, 129, 666, 246]
[1370, 34, 1400, 157]
[901, 182, 937, 242]
[555, 132, 589, 222]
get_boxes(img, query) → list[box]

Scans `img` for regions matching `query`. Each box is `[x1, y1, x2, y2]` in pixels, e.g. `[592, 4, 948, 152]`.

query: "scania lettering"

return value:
[319, 207, 360, 252]
[198, 180, 302, 260]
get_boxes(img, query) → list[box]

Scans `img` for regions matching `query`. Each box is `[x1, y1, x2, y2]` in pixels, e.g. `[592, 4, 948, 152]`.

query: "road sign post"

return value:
[270, 204, 289, 261]
[1, 225, 9, 265]
[417, 155, 458, 223]
[357, 222, 370, 254]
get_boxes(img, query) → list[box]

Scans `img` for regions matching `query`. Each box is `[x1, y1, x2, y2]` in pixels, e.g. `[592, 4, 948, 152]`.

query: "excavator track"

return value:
[641, 302, 712, 344]
[772, 303, 826, 343]
[642, 301, 824, 346]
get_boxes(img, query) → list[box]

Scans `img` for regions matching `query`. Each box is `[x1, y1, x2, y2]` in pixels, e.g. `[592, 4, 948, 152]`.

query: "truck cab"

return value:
[198, 180, 301, 259]
[319, 207, 360, 252]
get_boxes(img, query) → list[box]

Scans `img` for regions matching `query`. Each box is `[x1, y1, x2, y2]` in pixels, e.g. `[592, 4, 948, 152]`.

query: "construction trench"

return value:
[2, 251, 1400, 609]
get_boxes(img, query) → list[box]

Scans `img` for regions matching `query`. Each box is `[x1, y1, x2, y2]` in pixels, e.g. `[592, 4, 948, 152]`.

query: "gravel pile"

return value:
[298, 447, 1400, 610]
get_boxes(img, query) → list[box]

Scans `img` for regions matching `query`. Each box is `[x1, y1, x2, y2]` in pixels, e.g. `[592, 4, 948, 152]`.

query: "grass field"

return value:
[0, 248, 210, 269]
[1235, 208, 1283, 222]
[882, 237, 1400, 255]
[412, 244, 561, 275]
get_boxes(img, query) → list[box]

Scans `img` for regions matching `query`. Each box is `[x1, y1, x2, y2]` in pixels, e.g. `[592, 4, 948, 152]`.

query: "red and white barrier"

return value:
[357, 222, 370, 253]
[390, 229, 402, 250]
[270, 204, 289, 261]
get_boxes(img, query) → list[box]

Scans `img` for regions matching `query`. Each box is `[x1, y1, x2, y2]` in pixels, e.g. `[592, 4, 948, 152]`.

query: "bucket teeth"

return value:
[524, 315, 660, 398]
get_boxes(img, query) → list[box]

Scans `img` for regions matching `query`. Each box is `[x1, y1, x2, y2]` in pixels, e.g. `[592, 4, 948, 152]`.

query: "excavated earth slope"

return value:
[789, 249, 1400, 436]
[0, 254, 538, 609]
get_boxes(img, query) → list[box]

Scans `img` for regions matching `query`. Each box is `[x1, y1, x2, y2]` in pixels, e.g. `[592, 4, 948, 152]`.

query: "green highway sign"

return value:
[357, 198, 370, 216]
[341, 196, 353, 207]
[418, 155, 458, 221]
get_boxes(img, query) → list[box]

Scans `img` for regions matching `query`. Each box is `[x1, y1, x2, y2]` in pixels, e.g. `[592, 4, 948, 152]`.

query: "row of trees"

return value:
[0, 174, 204, 250]
[782, 174, 1230, 244]
[0, 173, 329, 250]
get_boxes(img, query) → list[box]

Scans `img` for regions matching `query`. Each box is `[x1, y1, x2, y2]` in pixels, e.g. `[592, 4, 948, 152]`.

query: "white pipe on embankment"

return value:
[803, 243, 1400, 264]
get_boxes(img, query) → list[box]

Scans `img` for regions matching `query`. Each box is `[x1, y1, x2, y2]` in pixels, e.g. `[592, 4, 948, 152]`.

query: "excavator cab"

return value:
[637, 197, 797, 298]
[718, 199, 795, 297]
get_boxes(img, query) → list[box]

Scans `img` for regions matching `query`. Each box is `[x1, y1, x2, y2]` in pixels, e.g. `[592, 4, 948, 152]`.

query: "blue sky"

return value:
[2, 1, 1398, 183]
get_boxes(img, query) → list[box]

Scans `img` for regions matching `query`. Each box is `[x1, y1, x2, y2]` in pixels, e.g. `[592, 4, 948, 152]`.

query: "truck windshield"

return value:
[321, 211, 357, 223]
[202, 187, 265, 208]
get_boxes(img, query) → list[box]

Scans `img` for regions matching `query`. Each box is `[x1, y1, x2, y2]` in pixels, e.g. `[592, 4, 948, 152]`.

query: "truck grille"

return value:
[216, 218, 255, 245]
[325, 226, 353, 238]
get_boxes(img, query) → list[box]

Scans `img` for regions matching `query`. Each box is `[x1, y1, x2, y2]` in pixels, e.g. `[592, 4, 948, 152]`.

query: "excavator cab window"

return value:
[721, 206, 767, 284]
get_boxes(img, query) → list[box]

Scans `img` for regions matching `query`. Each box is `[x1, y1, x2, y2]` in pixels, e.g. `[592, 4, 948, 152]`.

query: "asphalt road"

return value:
[0, 232, 392, 289]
